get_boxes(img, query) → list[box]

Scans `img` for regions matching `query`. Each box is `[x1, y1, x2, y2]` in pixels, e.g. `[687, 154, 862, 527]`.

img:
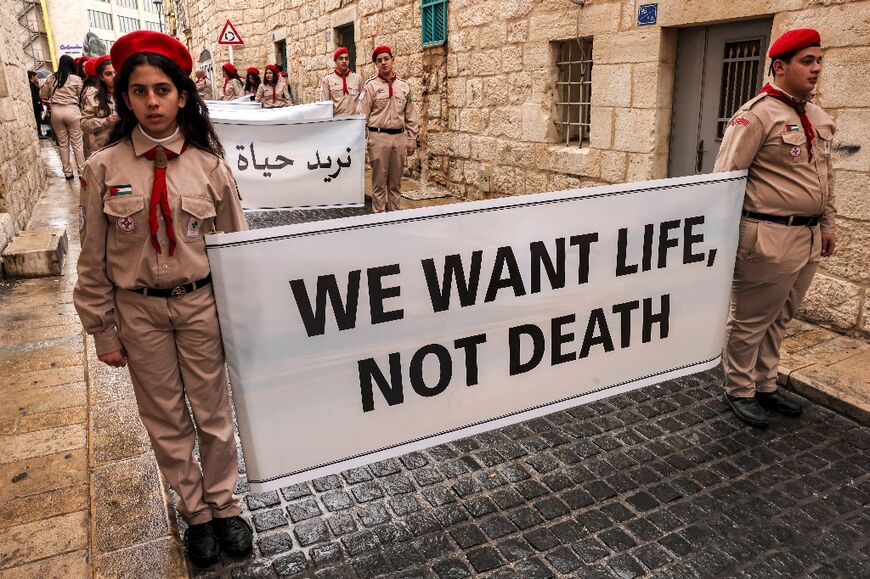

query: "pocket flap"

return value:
[103, 196, 145, 218]
[816, 126, 834, 141]
[781, 131, 807, 145]
[181, 196, 217, 220]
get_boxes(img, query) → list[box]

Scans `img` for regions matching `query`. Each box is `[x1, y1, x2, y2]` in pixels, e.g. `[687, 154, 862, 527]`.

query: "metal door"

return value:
[668, 19, 773, 177]
[335, 23, 357, 72]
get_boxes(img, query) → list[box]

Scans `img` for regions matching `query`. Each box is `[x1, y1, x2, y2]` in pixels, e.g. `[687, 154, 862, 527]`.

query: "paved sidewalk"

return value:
[1, 147, 868, 578]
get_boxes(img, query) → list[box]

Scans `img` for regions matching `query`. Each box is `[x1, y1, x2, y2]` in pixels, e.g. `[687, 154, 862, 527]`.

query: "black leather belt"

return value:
[128, 274, 211, 298]
[367, 126, 404, 135]
[742, 210, 821, 227]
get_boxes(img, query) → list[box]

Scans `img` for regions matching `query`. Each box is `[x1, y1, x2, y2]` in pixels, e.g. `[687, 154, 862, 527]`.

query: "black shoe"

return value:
[184, 521, 219, 567]
[756, 390, 803, 416]
[64, 174, 74, 180]
[211, 516, 253, 557]
[724, 394, 769, 428]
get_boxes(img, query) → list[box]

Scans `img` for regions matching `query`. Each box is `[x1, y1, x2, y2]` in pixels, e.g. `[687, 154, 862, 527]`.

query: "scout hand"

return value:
[407, 141, 416, 156]
[820, 232, 836, 257]
[98, 349, 128, 368]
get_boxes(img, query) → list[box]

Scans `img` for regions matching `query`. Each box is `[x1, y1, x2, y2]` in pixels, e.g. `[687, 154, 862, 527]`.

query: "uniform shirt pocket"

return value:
[103, 195, 147, 243]
[781, 131, 807, 163]
[816, 126, 834, 157]
[179, 195, 217, 242]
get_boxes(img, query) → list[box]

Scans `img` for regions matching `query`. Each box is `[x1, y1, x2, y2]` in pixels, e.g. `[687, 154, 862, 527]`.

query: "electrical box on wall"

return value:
[479, 165, 492, 193]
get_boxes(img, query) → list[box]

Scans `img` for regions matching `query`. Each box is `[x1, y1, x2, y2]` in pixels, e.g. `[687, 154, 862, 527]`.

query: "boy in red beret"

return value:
[356, 45, 419, 212]
[714, 29, 836, 428]
[320, 46, 364, 116]
[73, 30, 251, 567]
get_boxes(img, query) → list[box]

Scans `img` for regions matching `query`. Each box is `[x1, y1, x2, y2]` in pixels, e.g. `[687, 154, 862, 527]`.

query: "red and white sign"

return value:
[218, 20, 244, 45]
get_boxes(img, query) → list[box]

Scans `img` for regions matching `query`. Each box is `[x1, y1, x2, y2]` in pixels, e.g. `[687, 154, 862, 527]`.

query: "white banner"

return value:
[207, 101, 334, 124]
[206, 171, 746, 492]
[212, 114, 364, 209]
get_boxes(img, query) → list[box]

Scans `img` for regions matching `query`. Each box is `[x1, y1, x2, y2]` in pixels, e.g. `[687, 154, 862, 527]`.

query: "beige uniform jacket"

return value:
[220, 78, 243, 101]
[74, 127, 248, 355]
[195, 77, 213, 100]
[40, 74, 83, 106]
[356, 75, 420, 142]
[714, 85, 836, 232]
[255, 79, 292, 108]
[80, 86, 115, 153]
[321, 71, 364, 116]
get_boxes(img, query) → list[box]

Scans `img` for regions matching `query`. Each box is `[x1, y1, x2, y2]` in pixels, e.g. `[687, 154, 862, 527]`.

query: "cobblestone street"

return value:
[192, 365, 870, 579]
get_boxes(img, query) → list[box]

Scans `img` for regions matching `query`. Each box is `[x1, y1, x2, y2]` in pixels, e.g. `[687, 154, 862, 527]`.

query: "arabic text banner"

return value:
[212, 114, 364, 209]
[206, 172, 746, 492]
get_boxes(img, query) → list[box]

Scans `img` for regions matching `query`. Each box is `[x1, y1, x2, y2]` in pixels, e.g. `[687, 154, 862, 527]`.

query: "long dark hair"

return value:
[108, 52, 224, 158]
[82, 59, 113, 118]
[244, 71, 261, 93]
[55, 54, 76, 89]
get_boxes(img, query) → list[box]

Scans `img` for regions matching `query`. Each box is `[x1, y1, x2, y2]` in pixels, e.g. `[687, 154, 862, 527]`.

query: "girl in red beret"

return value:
[73, 30, 251, 568]
[80, 55, 118, 159]
[220, 62, 243, 100]
[243, 66, 261, 97]
[254, 64, 292, 108]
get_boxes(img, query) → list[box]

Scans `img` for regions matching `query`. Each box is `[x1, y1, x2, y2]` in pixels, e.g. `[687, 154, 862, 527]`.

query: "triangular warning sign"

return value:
[218, 20, 244, 45]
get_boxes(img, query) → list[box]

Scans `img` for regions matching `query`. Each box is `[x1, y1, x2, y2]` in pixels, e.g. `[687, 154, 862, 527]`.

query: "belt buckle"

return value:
[171, 285, 187, 298]
[787, 216, 795, 226]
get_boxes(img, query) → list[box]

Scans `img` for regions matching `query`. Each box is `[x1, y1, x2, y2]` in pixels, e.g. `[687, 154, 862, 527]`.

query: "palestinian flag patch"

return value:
[787, 124, 800, 132]
[108, 184, 133, 197]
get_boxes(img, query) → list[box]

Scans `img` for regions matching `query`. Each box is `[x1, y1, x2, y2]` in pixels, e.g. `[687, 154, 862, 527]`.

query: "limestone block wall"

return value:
[0, 3, 47, 258]
[178, 0, 870, 336]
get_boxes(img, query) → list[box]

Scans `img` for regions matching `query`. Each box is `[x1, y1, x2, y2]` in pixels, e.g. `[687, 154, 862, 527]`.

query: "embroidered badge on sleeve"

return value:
[729, 117, 752, 127]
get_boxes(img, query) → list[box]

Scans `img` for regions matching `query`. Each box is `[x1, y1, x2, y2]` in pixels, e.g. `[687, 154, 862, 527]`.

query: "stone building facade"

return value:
[0, 1, 46, 262]
[174, 0, 870, 336]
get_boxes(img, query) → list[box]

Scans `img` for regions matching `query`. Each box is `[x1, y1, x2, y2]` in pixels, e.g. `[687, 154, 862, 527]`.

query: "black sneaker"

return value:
[756, 390, 803, 416]
[184, 521, 219, 567]
[211, 516, 253, 557]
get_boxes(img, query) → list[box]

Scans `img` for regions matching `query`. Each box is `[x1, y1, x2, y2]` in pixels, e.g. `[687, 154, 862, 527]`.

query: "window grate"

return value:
[118, 15, 141, 34]
[88, 10, 113, 31]
[422, 0, 447, 47]
[717, 38, 764, 138]
[554, 38, 593, 145]
[115, 0, 138, 9]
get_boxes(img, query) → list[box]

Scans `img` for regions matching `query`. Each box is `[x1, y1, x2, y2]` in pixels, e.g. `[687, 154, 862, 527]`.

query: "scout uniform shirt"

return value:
[40, 73, 83, 105]
[357, 75, 420, 140]
[196, 76, 213, 100]
[714, 83, 836, 232]
[75, 126, 248, 355]
[321, 70, 364, 116]
[255, 79, 292, 108]
[221, 78, 243, 100]
[80, 86, 114, 157]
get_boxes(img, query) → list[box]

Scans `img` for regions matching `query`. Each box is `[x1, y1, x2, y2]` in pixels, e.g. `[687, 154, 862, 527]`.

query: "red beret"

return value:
[246, 66, 259, 75]
[265, 64, 280, 75]
[769, 29, 821, 59]
[333, 47, 349, 61]
[372, 45, 392, 62]
[110, 31, 193, 75]
[223, 62, 237, 75]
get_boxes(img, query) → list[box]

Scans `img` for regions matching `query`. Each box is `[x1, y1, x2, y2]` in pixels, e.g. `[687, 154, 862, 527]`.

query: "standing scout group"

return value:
[62, 26, 834, 568]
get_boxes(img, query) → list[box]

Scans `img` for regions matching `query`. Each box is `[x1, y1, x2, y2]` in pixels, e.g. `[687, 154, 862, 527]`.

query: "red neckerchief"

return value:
[143, 142, 187, 256]
[759, 83, 815, 162]
[378, 73, 395, 97]
[335, 68, 350, 95]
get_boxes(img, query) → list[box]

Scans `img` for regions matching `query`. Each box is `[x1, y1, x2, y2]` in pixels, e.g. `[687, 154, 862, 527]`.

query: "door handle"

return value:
[695, 139, 705, 174]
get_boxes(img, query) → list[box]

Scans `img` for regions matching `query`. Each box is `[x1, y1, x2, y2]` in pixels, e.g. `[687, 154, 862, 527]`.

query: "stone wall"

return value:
[0, 1, 46, 261]
[177, 0, 870, 336]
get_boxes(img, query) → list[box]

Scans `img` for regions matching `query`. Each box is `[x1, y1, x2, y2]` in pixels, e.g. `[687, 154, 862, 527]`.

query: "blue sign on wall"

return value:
[638, 3, 658, 26]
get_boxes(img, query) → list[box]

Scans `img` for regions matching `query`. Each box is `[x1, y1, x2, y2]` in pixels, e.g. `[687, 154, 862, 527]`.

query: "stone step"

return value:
[1, 227, 68, 279]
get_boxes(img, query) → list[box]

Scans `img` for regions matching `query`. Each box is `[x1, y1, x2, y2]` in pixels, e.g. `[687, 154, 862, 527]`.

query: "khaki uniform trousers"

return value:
[50, 104, 85, 177]
[368, 131, 406, 213]
[115, 284, 240, 525]
[723, 219, 820, 398]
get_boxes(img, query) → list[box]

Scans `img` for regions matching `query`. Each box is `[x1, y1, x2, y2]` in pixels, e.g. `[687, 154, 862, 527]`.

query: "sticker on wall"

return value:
[638, 3, 658, 26]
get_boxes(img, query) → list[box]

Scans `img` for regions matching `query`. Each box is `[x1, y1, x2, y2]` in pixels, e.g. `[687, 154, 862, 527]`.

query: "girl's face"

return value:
[123, 64, 187, 139]
[265, 69, 274, 82]
[100, 64, 115, 93]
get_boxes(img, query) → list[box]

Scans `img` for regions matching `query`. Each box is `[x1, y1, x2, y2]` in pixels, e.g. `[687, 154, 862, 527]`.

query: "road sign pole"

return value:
[228, 45, 234, 65]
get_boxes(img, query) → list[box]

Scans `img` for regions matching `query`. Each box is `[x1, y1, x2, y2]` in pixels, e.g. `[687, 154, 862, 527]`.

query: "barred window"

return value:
[554, 38, 593, 145]
[143, 0, 159, 13]
[143, 20, 162, 32]
[422, 0, 447, 47]
[716, 38, 765, 138]
[103, 39, 114, 50]
[115, 0, 138, 9]
[88, 10, 113, 31]
[118, 16, 141, 33]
